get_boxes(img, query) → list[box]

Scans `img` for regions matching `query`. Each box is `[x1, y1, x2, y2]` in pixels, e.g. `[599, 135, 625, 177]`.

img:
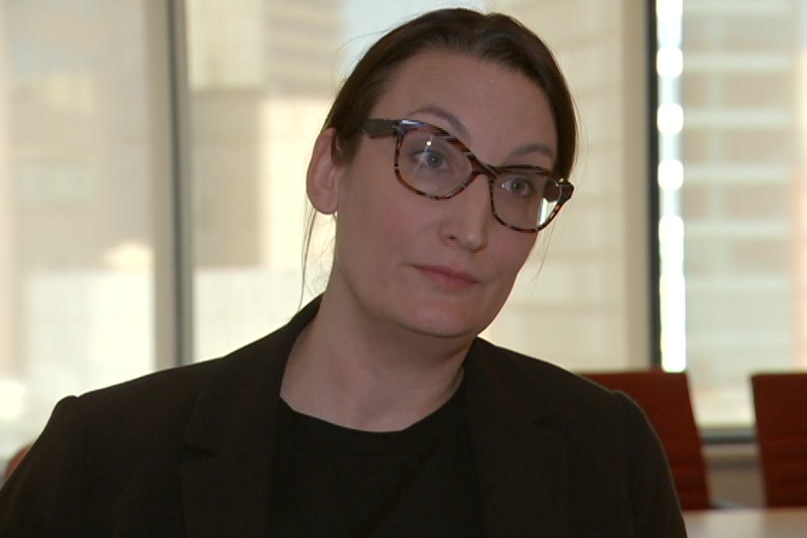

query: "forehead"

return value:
[372, 50, 557, 153]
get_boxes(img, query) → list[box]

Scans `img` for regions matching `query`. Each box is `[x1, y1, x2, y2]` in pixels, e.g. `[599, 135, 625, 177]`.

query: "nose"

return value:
[439, 174, 492, 252]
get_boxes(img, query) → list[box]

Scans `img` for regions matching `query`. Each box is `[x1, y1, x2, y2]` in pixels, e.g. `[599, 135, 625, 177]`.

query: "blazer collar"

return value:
[177, 299, 569, 538]
[464, 340, 570, 538]
[179, 298, 319, 538]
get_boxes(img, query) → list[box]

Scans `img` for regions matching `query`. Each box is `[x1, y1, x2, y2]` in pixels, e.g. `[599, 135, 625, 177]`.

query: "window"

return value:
[0, 0, 174, 460]
[656, 0, 807, 428]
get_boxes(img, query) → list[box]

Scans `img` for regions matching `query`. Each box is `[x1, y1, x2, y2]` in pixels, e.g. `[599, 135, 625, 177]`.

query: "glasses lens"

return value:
[397, 129, 470, 196]
[491, 171, 562, 230]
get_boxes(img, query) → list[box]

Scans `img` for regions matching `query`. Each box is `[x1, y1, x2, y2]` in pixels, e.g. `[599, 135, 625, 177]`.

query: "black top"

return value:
[266, 384, 484, 537]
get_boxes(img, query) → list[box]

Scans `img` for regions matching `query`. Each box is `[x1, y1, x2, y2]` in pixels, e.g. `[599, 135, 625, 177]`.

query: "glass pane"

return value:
[0, 0, 161, 460]
[658, 0, 806, 427]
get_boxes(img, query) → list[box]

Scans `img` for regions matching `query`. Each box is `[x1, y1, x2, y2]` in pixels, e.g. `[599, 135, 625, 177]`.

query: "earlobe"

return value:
[306, 128, 343, 215]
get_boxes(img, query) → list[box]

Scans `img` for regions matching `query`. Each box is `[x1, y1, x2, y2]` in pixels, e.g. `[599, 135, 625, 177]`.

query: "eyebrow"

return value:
[407, 104, 556, 161]
[509, 142, 556, 161]
[408, 104, 470, 140]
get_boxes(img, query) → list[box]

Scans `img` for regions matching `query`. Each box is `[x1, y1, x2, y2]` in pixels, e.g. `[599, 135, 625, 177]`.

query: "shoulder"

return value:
[467, 339, 685, 534]
[469, 338, 617, 405]
[28, 299, 318, 454]
[69, 329, 288, 431]
[76, 297, 321, 410]
[467, 338, 655, 444]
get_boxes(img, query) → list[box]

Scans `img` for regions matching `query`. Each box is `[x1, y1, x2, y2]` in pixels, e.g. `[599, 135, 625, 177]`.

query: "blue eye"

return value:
[418, 149, 447, 169]
[500, 175, 538, 199]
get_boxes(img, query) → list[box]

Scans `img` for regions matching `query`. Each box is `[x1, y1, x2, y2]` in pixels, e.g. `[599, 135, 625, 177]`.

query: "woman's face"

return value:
[311, 50, 558, 342]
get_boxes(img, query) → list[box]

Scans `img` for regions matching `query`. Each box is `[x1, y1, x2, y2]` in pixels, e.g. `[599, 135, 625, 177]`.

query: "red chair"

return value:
[751, 373, 807, 507]
[582, 370, 712, 510]
[3, 443, 32, 481]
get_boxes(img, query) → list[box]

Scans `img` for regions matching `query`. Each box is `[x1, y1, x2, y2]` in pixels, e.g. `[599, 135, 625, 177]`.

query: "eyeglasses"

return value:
[362, 118, 574, 233]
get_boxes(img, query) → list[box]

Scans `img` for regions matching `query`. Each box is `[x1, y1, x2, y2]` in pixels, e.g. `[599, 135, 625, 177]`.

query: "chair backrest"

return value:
[751, 373, 807, 507]
[3, 443, 32, 481]
[582, 370, 711, 510]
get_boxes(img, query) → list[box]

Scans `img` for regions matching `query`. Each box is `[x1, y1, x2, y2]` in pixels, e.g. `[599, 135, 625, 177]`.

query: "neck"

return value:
[280, 293, 471, 432]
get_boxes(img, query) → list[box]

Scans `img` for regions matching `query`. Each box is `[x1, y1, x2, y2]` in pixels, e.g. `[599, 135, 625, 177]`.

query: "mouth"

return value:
[413, 264, 481, 290]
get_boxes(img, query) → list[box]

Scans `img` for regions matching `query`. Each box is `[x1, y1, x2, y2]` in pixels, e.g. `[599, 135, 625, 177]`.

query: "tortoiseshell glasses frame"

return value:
[362, 118, 574, 233]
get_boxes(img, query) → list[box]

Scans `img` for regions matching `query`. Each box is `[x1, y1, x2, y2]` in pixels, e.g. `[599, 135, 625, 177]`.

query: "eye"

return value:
[405, 136, 459, 175]
[417, 148, 448, 170]
[500, 175, 539, 199]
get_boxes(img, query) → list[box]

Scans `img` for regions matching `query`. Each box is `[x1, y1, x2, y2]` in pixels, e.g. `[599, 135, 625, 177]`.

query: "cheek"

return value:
[336, 168, 419, 260]
[493, 233, 536, 275]
[356, 174, 431, 241]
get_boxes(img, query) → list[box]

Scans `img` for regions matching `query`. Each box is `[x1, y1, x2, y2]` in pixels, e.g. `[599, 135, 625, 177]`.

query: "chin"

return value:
[400, 303, 492, 341]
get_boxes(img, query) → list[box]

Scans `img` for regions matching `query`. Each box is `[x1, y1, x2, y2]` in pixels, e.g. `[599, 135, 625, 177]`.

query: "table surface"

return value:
[684, 507, 807, 538]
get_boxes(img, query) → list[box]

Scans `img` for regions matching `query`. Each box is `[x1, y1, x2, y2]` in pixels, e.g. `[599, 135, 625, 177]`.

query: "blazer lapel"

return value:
[179, 300, 319, 538]
[464, 341, 570, 538]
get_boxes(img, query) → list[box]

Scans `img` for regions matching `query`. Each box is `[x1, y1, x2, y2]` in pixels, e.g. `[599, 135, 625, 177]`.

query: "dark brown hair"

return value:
[324, 7, 578, 178]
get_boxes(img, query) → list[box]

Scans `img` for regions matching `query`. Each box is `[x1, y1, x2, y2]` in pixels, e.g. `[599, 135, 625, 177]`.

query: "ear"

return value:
[306, 128, 344, 215]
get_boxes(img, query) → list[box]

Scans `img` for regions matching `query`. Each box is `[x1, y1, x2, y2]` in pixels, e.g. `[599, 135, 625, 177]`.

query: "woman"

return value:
[0, 8, 687, 537]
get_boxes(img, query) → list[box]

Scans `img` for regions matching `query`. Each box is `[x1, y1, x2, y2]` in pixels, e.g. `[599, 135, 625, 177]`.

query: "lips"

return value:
[414, 264, 481, 289]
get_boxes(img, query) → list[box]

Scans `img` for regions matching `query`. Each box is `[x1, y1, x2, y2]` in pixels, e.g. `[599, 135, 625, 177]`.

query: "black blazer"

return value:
[0, 299, 686, 537]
